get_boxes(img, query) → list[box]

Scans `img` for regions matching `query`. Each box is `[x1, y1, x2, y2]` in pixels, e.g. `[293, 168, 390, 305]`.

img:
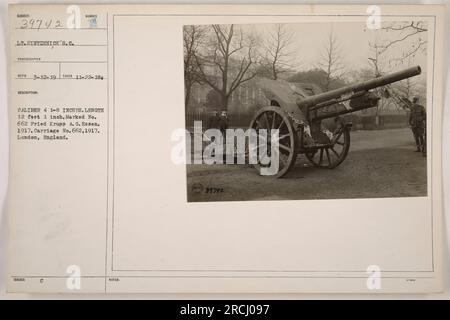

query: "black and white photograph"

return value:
[184, 21, 429, 202]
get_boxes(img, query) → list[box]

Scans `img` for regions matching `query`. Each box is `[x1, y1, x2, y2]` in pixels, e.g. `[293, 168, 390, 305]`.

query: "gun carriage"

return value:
[249, 66, 422, 177]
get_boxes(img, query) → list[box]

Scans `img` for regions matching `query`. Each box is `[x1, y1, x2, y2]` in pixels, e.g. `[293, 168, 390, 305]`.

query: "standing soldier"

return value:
[208, 110, 221, 130]
[219, 110, 229, 159]
[409, 96, 426, 156]
[219, 110, 229, 135]
[206, 110, 227, 160]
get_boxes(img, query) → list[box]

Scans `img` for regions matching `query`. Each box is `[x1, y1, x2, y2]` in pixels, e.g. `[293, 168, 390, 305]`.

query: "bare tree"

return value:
[367, 42, 390, 121]
[183, 25, 207, 107]
[318, 30, 345, 91]
[378, 21, 427, 64]
[396, 57, 417, 99]
[194, 24, 259, 109]
[368, 42, 384, 77]
[388, 55, 422, 111]
[263, 24, 298, 80]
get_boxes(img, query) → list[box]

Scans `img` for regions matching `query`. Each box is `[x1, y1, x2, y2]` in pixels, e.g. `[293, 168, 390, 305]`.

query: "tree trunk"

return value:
[220, 93, 228, 111]
[272, 62, 277, 80]
[185, 82, 192, 108]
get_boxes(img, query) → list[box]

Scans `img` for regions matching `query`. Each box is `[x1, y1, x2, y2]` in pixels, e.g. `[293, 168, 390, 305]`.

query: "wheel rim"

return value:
[305, 124, 350, 169]
[249, 106, 297, 178]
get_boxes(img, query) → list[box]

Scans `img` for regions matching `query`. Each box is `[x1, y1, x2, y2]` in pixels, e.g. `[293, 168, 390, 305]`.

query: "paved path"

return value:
[186, 128, 427, 202]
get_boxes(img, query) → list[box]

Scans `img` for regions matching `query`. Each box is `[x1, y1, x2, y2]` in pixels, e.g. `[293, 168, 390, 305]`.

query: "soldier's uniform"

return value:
[208, 112, 221, 130]
[409, 97, 426, 155]
[218, 111, 228, 135]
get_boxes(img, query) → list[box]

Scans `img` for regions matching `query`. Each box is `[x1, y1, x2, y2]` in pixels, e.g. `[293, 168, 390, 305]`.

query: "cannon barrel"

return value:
[296, 66, 421, 110]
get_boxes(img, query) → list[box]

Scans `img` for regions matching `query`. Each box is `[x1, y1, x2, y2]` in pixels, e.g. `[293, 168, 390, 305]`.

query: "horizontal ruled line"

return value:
[72, 44, 107, 47]
[15, 27, 107, 30]
[15, 44, 107, 47]
[14, 78, 108, 80]
[15, 60, 107, 63]
[10, 275, 436, 279]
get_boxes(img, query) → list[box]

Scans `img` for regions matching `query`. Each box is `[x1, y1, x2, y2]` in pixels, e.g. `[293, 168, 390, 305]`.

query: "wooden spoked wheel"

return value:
[305, 123, 350, 169]
[249, 106, 298, 178]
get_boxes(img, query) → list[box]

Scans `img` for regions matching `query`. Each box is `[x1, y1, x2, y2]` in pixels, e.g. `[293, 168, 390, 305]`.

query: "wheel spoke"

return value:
[277, 119, 285, 130]
[249, 108, 300, 177]
[254, 131, 268, 151]
[258, 134, 267, 141]
[264, 112, 270, 129]
[279, 143, 292, 153]
[277, 151, 288, 166]
[325, 148, 331, 165]
[272, 112, 277, 129]
[249, 143, 260, 152]
[278, 133, 291, 141]
[330, 147, 340, 158]
[333, 131, 343, 142]
[305, 125, 348, 169]
[271, 144, 288, 170]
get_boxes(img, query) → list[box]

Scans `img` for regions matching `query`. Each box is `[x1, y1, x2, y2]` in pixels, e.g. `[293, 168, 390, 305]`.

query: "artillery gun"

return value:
[249, 66, 422, 177]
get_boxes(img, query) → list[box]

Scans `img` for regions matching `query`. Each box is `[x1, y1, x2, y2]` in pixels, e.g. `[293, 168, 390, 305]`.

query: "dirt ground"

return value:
[186, 128, 427, 202]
